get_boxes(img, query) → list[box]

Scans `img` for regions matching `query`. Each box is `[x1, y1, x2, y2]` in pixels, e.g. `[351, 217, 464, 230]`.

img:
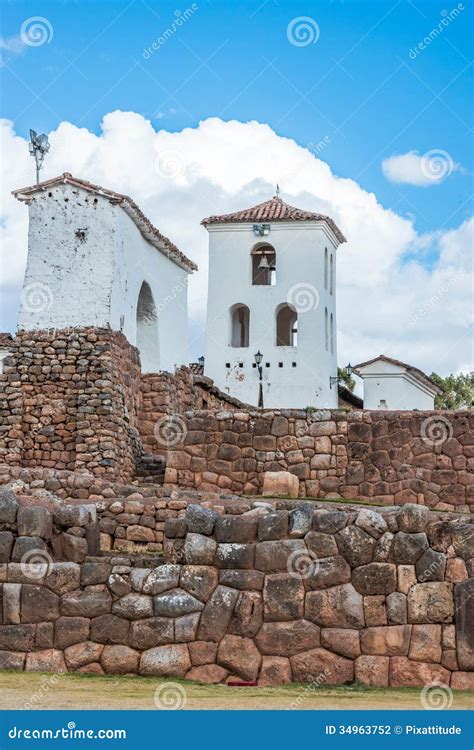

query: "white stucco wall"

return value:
[357, 361, 436, 410]
[18, 183, 190, 373]
[204, 222, 340, 408]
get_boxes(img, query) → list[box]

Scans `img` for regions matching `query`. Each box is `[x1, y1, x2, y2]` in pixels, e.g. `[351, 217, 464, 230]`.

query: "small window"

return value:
[292, 362, 297, 367]
[324, 247, 328, 290]
[276, 304, 298, 347]
[278, 362, 283, 368]
[265, 362, 270, 367]
[330, 313, 334, 355]
[252, 244, 276, 286]
[225, 362, 230, 368]
[330, 254, 334, 295]
[324, 308, 328, 351]
[230, 304, 250, 347]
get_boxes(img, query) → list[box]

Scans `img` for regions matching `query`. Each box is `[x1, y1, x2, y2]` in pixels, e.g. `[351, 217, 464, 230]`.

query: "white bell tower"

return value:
[202, 195, 346, 409]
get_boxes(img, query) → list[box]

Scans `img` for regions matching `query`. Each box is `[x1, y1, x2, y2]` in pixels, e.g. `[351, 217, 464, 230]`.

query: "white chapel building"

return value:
[13, 173, 196, 373]
[201, 194, 346, 409]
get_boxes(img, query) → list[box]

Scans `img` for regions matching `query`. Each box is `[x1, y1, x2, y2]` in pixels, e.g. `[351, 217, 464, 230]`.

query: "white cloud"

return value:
[381, 149, 461, 186]
[0, 113, 472, 377]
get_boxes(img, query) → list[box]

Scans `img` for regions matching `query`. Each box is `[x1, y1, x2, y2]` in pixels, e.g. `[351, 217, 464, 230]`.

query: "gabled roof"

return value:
[201, 195, 346, 244]
[353, 355, 443, 395]
[13, 173, 197, 273]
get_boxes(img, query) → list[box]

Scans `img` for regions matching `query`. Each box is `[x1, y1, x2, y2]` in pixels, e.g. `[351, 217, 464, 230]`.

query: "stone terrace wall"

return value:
[0, 497, 472, 689]
[164, 409, 474, 512]
[0, 328, 141, 482]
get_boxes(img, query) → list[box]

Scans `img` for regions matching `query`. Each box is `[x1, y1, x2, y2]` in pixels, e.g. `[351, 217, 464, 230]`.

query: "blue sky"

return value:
[1, 0, 473, 374]
[2, 0, 472, 234]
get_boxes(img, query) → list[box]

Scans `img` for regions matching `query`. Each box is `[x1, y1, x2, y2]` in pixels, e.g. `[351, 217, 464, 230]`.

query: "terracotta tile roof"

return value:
[353, 355, 443, 395]
[201, 195, 346, 244]
[338, 384, 363, 409]
[13, 173, 197, 273]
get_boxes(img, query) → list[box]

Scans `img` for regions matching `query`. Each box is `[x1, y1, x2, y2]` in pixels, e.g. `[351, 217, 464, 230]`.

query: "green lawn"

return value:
[0, 671, 471, 711]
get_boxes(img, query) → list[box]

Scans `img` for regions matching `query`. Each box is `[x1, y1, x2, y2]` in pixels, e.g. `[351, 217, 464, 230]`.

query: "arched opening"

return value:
[330, 312, 334, 355]
[330, 254, 334, 295]
[136, 281, 160, 372]
[276, 304, 297, 347]
[251, 243, 276, 286]
[324, 247, 328, 290]
[230, 304, 250, 347]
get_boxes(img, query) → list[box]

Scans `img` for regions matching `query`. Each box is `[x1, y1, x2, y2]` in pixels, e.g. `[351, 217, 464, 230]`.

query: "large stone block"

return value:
[229, 591, 262, 637]
[128, 617, 173, 649]
[305, 532, 338, 559]
[263, 574, 304, 621]
[390, 532, 428, 564]
[12, 537, 48, 563]
[360, 625, 411, 656]
[397, 504, 429, 533]
[255, 539, 306, 572]
[61, 589, 112, 618]
[256, 620, 320, 656]
[65, 641, 104, 670]
[0, 489, 19, 524]
[101, 645, 140, 674]
[351, 563, 397, 596]
[180, 565, 218, 602]
[140, 644, 191, 677]
[290, 647, 354, 685]
[415, 548, 446, 582]
[389, 657, 450, 688]
[0, 650, 25, 671]
[386, 592, 407, 625]
[21, 584, 59, 623]
[307, 555, 351, 590]
[355, 655, 389, 687]
[80, 561, 112, 586]
[0, 623, 36, 651]
[408, 624, 442, 663]
[112, 593, 154, 620]
[355, 509, 388, 539]
[320, 628, 360, 659]
[306, 584, 364, 629]
[288, 504, 314, 538]
[197, 585, 239, 642]
[262, 471, 299, 498]
[214, 543, 255, 569]
[188, 641, 218, 666]
[153, 589, 203, 618]
[184, 534, 217, 565]
[0, 531, 14, 563]
[185, 504, 218, 535]
[258, 512, 289, 541]
[45, 563, 81, 595]
[218, 569, 264, 591]
[217, 635, 261, 681]
[143, 565, 180, 595]
[407, 583, 454, 623]
[215, 516, 258, 543]
[186, 664, 228, 684]
[454, 578, 474, 670]
[54, 617, 90, 649]
[313, 511, 348, 534]
[25, 649, 66, 673]
[17, 506, 52, 539]
[336, 526, 376, 567]
[90, 614, 130, 644]
[258, 656, 292, 686]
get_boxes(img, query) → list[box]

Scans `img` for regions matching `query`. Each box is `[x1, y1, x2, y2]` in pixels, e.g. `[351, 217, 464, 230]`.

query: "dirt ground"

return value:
[0, 671, 471, 710]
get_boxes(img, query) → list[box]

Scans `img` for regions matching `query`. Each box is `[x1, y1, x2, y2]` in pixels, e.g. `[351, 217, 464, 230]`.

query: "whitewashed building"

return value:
[201, 195, 346, 408]
[354, 355, 442, 410]
[13, 173, 196, 373]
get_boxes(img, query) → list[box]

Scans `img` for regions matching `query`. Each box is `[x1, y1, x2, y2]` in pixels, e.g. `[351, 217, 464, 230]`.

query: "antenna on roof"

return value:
[275, 183, 280, 198]
[28, 129, 50, 184]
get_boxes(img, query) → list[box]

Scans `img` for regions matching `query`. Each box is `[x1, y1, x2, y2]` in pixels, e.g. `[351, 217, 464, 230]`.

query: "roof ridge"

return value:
[12, 173, 197, 273]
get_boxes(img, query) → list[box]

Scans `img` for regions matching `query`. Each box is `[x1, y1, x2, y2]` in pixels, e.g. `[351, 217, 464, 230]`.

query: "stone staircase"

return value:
[135, 452, 166, 483]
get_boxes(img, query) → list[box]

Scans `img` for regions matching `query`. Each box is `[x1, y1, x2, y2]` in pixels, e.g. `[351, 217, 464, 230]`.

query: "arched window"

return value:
[276, 304, 297, 347]
[324, 248, 328, 290]
[325, 307, 328, 351]
[330, 312, 334, 355]
[230, 304, 250, 347]
[136, 281, 159, 372]
[252, 244, 276, 286]
[330, 254, 334, 295]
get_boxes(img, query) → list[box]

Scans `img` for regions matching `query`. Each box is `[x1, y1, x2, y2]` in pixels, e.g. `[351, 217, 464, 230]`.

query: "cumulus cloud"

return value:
[1, 112, 472, 377]
[381, 149, 462, 186]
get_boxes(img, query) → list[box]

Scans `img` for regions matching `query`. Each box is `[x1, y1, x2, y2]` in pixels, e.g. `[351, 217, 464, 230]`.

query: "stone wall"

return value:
[0, 495, 472, 689]
[163, 409, 474, 512]
[0, 327, 141, 482]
